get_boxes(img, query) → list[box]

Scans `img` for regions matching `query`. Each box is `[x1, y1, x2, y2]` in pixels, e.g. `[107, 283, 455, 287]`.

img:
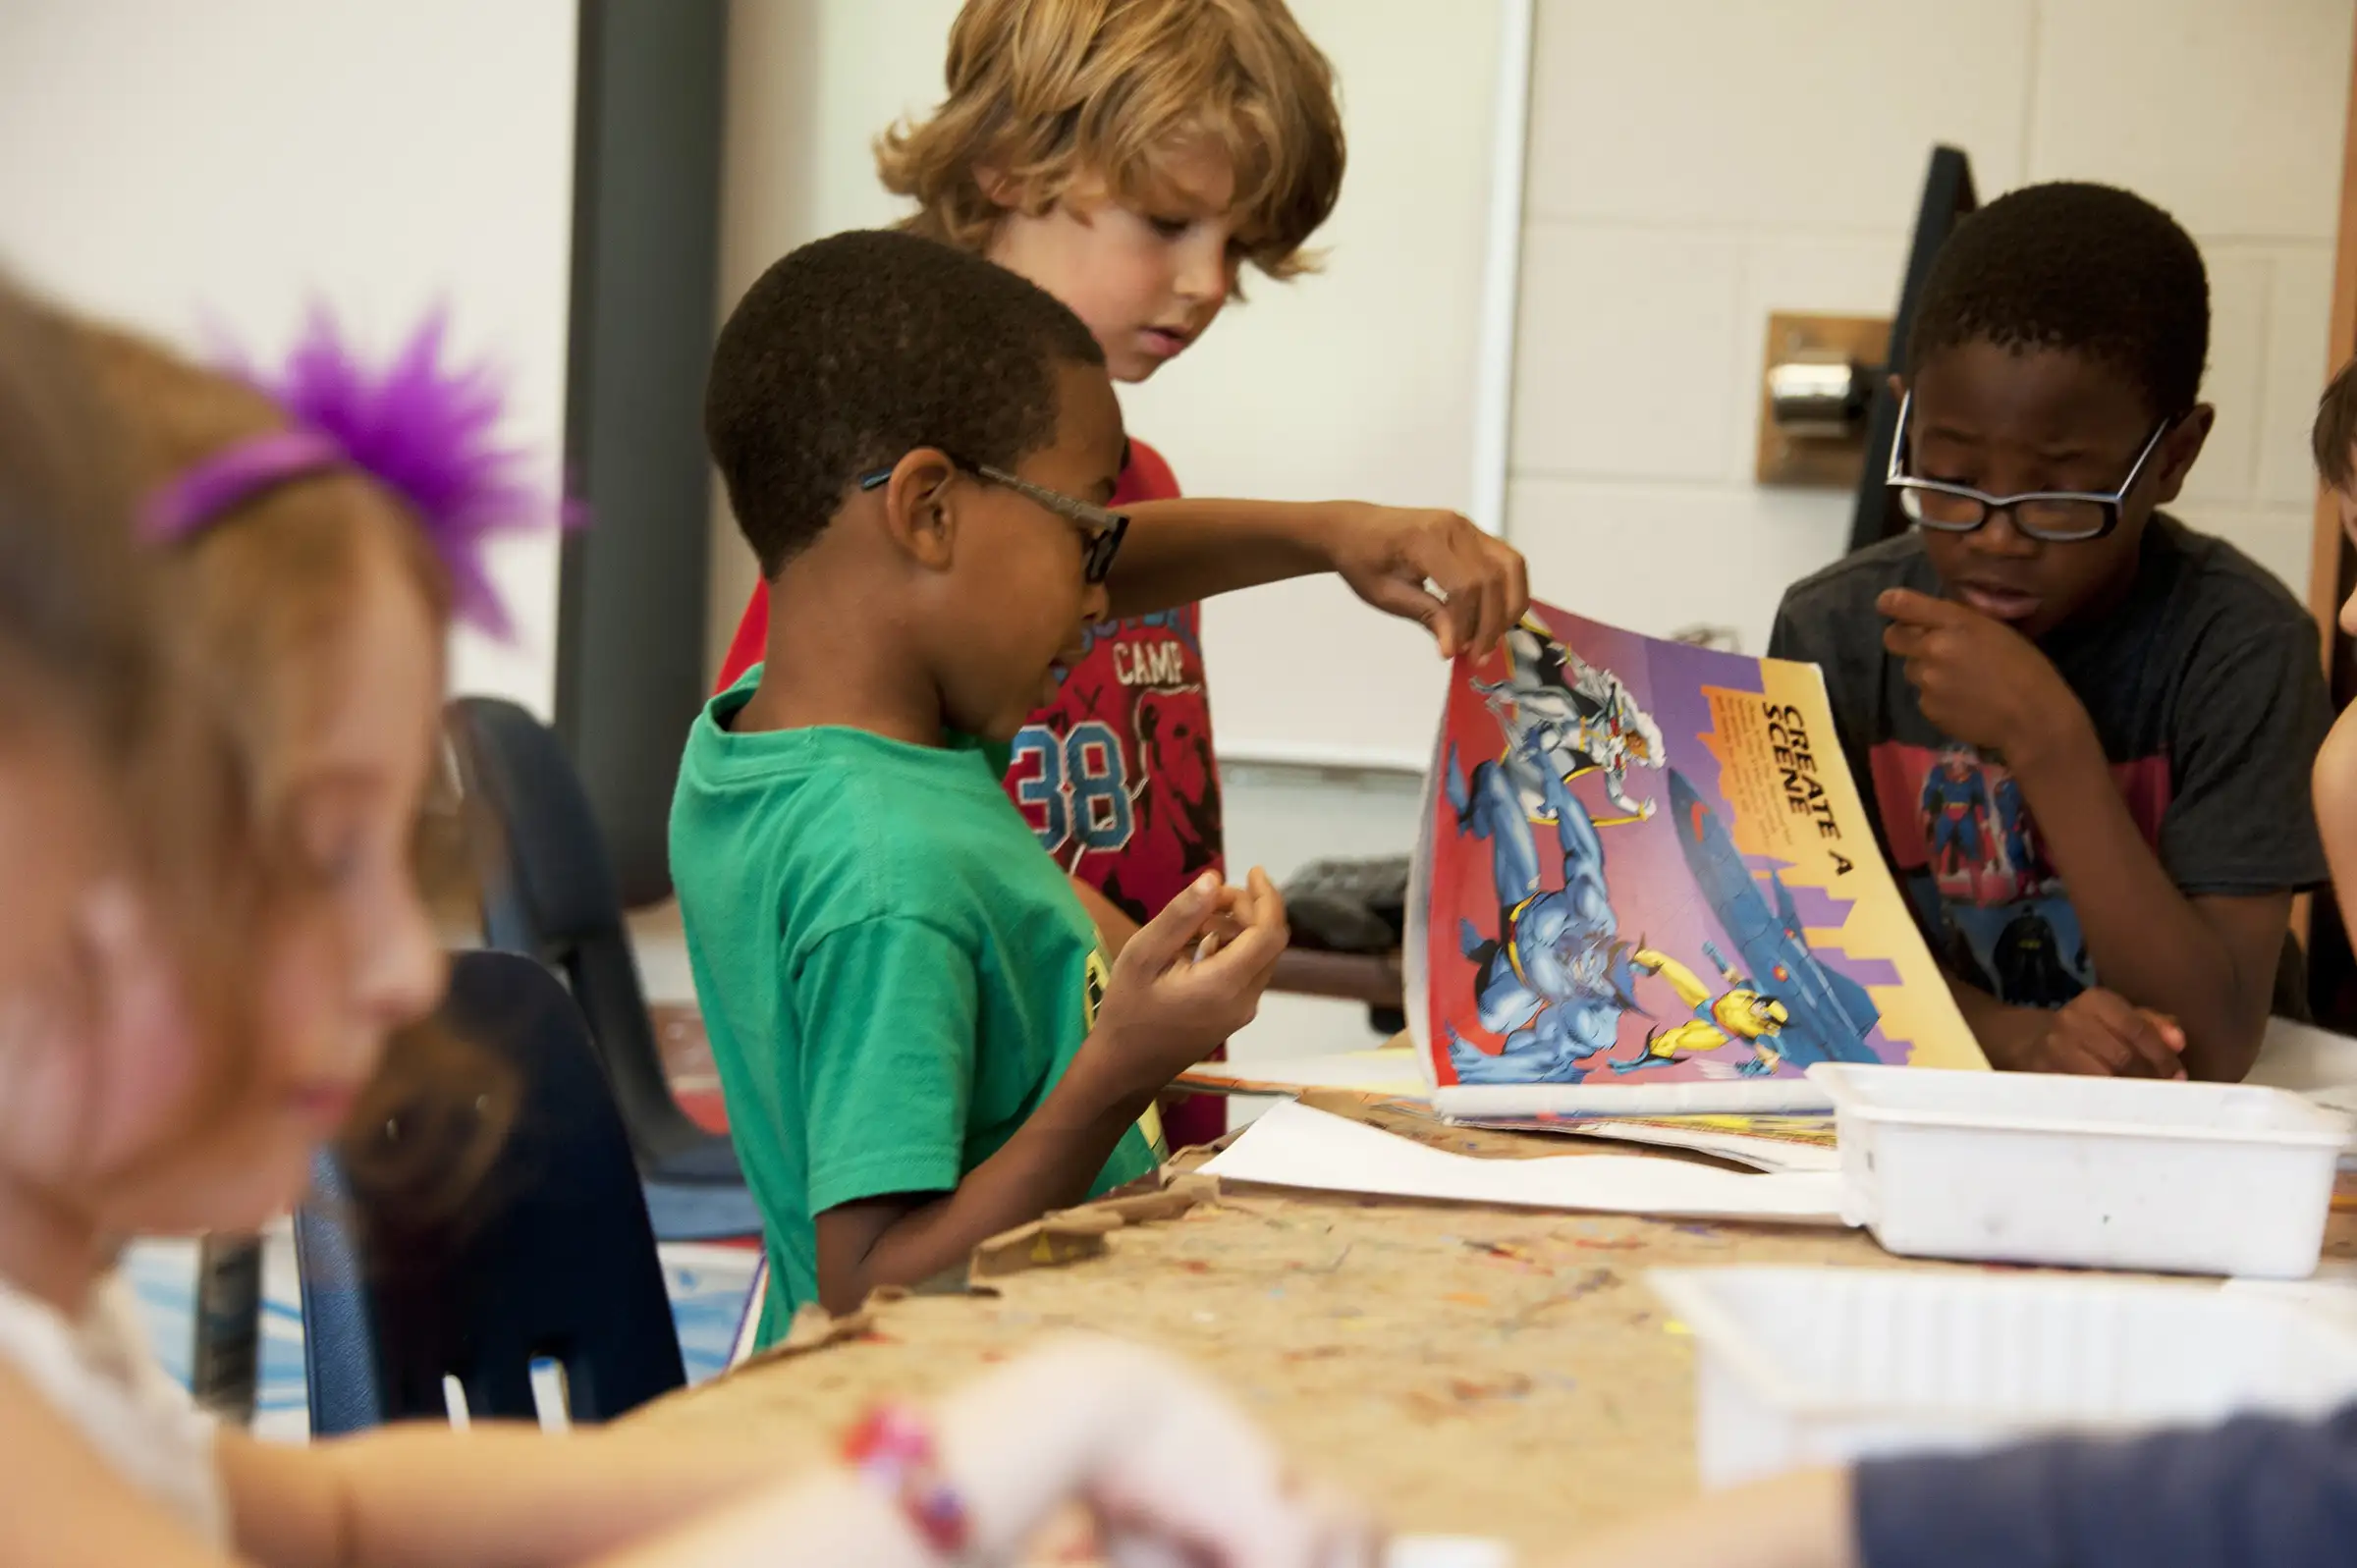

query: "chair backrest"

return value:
[443, 696, 702, 1167]
[294, 950, 686, 1435]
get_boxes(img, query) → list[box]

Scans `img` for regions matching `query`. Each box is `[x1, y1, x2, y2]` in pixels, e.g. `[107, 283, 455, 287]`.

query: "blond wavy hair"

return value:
[879, 0, 1345, 284]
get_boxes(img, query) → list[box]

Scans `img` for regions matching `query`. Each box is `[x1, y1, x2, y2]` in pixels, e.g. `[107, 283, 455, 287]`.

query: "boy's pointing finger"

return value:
[1877, 586, 1970, 626]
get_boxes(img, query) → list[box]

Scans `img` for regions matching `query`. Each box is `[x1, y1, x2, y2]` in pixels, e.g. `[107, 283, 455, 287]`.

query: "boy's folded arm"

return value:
[2005, 717, 2278, 1080]
[2046, 618, 2319, 1084]
[1938, 964, 2001, 1030]
[1938, 964, 2046, 1067]
[813, 1047, 1153, 1316]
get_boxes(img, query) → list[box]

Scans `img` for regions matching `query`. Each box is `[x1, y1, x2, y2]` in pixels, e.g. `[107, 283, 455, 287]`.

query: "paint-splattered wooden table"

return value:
[628, 1093, 2357, 1555]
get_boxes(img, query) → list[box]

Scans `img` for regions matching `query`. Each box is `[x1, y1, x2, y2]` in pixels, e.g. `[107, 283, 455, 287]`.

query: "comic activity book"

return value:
[1405, 604, 1986, 1115]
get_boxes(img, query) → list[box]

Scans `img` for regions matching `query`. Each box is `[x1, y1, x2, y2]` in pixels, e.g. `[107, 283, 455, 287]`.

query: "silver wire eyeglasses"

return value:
[1885, 390, 2177, 543]
[858, 457, 1128, 584]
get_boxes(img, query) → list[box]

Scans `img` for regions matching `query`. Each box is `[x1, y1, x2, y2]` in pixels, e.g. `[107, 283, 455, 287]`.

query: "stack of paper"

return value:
[1200, 1101, 1846, 1224]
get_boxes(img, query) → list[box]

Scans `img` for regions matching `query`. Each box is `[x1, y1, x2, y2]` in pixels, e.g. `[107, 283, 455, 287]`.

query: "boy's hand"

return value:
[1088, 870, 1288, 1096]
[1323, 503, 1530, 660]
[1990, 989, 2187, 1079]
[1879, 589, 2091, 768]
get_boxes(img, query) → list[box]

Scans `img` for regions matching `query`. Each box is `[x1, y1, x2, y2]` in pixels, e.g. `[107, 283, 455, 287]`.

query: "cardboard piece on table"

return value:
[740, 1286, 908, 1372]
[1178, 1046, 1429, 1099]
[1201, 1100, 1846, 1224]
[969, 1219, 1113, 1279]
[968, 1174, 1222, 1280]
[726, 1176, 1232, 1370]
[1449, 1113, 1840, 1174]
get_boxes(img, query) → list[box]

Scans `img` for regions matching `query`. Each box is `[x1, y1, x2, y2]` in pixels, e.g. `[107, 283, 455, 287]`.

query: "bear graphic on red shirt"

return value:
[1097, 684, 1223, 925]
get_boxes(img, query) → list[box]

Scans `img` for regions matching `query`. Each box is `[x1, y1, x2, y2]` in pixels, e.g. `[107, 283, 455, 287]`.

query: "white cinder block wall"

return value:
[0, 1, 580, 717]
[1509, 0, 2356, 653]
[678, 0, 2357, 1092]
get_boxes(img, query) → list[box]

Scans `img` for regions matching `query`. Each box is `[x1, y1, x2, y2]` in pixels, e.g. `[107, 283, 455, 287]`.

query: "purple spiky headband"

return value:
[137, 308, 578, 639]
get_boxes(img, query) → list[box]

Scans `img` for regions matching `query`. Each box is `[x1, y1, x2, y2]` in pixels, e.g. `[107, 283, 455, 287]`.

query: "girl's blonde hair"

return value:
[0, 283, 248, 1067]
[0, 282, 151, 746]
[67, 321, 511, 1199]
[879, 0, 1346, 284]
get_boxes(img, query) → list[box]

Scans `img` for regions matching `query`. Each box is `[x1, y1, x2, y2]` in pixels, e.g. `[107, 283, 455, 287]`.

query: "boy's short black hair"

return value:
[705, 229, 1105, 576]
[2314, 356, 2357, 491]
[1905, 182, 2210, 420]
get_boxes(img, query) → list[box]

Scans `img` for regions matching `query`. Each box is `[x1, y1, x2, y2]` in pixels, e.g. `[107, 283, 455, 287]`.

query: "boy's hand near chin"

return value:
[1321, 502, 1530, 660]
[1082, 869, 1288, 1099]
[1878, 588, 2092, 769]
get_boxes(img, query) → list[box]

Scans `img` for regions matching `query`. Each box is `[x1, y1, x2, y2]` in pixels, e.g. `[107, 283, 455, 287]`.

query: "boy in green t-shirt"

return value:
[674, 230, 1291, 1343]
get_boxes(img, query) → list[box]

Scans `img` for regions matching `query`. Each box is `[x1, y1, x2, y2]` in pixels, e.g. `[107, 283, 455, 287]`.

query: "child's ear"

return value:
[874, 450, 961, 571]
[2151, 404, 2216, 504]
[975, 162, 1023, 210]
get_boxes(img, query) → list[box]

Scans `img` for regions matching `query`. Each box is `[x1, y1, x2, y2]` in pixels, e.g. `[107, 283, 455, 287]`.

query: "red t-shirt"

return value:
[711, 439, 1229, 1147]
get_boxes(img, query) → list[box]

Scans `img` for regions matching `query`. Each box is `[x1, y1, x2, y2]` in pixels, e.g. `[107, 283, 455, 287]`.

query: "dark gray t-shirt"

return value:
[1766, 515, 2330, 1009]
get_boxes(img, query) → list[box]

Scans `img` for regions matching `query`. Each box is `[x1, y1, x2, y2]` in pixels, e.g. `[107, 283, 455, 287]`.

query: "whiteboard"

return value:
[0, 0, 580, 718]
[1124, 0, 1522, 770]
[716, 0, 1526, 772]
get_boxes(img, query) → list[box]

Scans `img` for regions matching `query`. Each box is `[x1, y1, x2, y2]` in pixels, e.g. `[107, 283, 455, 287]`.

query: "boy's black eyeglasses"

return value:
[1885, 390, 2176, 543]
[858, 458, 1128, 584]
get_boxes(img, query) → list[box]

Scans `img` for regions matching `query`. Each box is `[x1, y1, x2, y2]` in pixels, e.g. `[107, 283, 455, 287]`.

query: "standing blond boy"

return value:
[715, 0, 1526, 1145]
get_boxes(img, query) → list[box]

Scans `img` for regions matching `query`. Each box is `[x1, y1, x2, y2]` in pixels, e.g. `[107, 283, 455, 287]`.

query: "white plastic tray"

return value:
[1652, 1266, 2357, 1488]
[1808, 1063, 2351, 1278]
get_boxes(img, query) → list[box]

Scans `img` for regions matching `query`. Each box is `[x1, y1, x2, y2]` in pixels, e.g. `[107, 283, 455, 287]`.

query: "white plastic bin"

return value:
[1652, 1266, 2357, 1488]
[1808, 1063, 2350, 1278]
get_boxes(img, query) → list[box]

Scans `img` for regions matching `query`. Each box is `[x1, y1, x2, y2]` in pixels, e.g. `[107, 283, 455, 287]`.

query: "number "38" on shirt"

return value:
[1010, 721, 1133, 855]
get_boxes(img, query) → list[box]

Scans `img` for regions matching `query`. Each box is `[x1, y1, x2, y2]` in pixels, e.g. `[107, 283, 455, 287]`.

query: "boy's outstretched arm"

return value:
[225, 1335, 1372, 1567]
[223, 1423, 784, 1568]
[814, 873, 1286, 1316]
[1107, 498, 1529, 659]
[603, 1336, 1374, 1568]
[1882, 589, 2292, 1080]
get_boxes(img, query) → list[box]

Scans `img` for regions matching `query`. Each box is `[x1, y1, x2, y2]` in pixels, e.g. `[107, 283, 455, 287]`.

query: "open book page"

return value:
[1407, 605, 1984, 1114]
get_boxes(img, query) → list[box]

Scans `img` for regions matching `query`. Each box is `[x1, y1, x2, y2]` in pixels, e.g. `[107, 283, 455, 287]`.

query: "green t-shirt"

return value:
[670, 677, 1162, 1347]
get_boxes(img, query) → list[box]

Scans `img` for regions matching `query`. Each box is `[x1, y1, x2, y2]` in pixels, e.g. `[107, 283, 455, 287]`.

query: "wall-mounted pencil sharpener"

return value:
[1757, 312, 1891, 488]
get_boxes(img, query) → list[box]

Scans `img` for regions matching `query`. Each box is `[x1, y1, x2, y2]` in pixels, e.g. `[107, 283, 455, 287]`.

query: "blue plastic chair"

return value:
[295, 949, 688, 1434]
[443, 696, 758, 1240]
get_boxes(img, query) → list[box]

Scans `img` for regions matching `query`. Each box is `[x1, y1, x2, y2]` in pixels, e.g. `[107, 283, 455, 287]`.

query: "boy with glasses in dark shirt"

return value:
[1769, 182, 2330, 1083]
[1544, 343, 2357, 1568]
